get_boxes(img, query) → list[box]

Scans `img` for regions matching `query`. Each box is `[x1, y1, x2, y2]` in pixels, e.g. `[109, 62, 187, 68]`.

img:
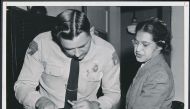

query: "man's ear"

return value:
[90, 26, 95, 35]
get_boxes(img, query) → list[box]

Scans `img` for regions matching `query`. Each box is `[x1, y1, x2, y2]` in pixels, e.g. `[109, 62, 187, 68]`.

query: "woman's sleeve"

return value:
[132, 70, 171, 109]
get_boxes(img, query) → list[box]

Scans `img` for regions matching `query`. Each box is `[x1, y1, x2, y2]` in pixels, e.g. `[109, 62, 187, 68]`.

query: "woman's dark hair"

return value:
[135, 17, 172, 54]
[52, 9, 90, 40]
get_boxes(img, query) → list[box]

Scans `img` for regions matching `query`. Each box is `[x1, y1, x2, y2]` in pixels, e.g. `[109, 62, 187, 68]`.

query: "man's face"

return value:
[132, 31, 161, 63]
[60, 32, 91, 60]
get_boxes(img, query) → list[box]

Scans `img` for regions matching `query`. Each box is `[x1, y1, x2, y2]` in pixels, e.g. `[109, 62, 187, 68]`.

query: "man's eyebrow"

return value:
[78, 44, 86, 48]
[78, 39, 90, 48]
[63, 47, 73, 50]
[63, 41, 88, 50]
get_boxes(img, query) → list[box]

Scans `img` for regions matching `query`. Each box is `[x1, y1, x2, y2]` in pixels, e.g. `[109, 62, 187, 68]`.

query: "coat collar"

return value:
[137, 54, 166, 75]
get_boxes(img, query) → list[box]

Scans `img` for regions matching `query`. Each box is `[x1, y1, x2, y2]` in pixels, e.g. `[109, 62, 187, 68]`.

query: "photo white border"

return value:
[2, 1, 189, 109]
[3, 1, 187, 6]
[184, 2, 189, 109]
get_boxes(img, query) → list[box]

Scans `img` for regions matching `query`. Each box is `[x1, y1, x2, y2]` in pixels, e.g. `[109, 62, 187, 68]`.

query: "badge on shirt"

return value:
[27, 41, 38, 55]
[87, 63, 99, 74]
[92, 64, 98, 72]
[112, 52, 119, 65]
[86, 63, 103, 81]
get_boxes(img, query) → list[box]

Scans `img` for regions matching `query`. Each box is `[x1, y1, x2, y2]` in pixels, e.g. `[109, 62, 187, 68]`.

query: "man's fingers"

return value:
[72, 100, 90, 109]
[72, 98, 86, 103]
[67, 100, 74, 106]
[72, 103, 84, 109]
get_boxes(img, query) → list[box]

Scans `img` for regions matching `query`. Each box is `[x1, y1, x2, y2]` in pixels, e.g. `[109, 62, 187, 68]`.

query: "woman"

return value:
[126, 17, 174, 109]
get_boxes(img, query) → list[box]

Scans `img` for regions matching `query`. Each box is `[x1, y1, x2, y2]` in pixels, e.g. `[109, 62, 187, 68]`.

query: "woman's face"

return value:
[132, 31, 162, 63]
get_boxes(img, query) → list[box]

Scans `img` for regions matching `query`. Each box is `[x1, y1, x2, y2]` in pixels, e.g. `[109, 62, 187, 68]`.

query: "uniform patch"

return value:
[27, 41, 38, 55]
[112, 52, 119, 65]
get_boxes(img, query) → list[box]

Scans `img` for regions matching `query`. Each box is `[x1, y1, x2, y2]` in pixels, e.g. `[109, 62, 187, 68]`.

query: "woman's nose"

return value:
[136, 43, 143, 52]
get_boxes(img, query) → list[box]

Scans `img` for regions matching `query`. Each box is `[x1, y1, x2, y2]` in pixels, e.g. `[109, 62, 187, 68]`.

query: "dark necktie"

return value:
[64, 58, 79, 109]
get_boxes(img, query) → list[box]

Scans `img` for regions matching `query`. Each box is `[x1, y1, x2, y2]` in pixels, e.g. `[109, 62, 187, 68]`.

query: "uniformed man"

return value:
[14, 9, 120, 109]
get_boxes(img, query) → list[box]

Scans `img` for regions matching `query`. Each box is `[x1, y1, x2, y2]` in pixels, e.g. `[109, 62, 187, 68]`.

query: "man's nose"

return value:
[74, 48, 80, 57]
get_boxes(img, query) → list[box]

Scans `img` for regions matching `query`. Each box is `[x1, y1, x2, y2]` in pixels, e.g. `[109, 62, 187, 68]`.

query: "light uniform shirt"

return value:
[14, 31, 120, 109]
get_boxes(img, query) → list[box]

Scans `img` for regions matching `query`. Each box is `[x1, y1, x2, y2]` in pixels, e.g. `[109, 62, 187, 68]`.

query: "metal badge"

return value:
[92, 64, 98, 72]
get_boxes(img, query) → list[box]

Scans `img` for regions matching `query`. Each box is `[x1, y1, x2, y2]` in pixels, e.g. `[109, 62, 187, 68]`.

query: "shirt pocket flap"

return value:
[45, 65, 64, 76]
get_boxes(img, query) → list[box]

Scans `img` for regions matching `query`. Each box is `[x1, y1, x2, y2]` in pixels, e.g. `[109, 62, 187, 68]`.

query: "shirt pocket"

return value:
[86, 71, 103, 82]
[44, 64, 64, 77]
[42, 64, 67, 92]
[80, 71, 103, 95]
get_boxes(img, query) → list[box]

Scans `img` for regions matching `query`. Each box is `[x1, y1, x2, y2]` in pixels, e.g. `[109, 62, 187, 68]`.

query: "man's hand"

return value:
[71, 99, 100, 109]
[35, 97, 58, 109]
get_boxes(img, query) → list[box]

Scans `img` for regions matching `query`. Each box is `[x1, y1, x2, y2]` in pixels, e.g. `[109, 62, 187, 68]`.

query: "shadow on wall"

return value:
[120, 48, 141, 109]
[29, 6, 47, 16]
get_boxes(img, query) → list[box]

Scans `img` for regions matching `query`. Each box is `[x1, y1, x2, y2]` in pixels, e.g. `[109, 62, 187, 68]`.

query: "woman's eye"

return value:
[143, 43, 150, 47]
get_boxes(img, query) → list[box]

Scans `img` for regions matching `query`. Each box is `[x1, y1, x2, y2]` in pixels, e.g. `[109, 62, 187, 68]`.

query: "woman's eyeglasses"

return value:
[132, 39, 154, 48]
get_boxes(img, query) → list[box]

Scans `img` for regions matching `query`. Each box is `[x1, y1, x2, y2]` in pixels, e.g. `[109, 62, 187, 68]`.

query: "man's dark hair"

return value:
[52, 9, 90, 40]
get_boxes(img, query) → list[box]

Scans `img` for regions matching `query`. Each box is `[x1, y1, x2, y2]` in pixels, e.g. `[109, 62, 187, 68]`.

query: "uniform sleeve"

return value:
[96, 50, 121, 109]
[132, 70, 171, 109]
[14, 37, 44, 109]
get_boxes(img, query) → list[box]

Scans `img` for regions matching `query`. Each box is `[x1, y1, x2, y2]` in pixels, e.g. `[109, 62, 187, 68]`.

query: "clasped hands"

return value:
[35, 97, 100, 109]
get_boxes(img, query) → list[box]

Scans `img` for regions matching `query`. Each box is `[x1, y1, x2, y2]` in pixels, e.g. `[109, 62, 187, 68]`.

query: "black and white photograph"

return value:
[2, 1, 189, 109]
